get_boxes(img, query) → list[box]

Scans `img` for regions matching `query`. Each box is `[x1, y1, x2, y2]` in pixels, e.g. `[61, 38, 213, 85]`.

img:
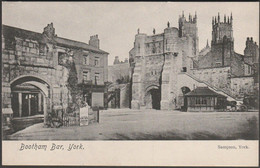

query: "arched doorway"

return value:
[144, 85, 161, 110]
[180, 86, 191, 111]
[10, 76, 51, 124]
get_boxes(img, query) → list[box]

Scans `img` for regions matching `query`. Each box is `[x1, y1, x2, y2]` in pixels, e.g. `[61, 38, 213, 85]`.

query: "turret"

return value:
[43, 22, 56, 38]
[244, 37, 259, 64]
[230, 12, 233, 25]
[211, 13, 233, 44]
[178, 11, 199, 55]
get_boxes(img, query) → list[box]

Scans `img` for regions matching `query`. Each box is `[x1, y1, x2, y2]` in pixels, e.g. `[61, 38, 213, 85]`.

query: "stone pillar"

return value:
[18, 92, 22, 117]
[38, 93, 42, 112]
[160, 54, 171, 110]
[43, 97, 47, 125]
[28, 94, 31, 116]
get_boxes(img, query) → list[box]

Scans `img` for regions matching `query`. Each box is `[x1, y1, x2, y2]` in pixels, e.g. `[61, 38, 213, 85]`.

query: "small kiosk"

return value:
[185, 87, 227, 112]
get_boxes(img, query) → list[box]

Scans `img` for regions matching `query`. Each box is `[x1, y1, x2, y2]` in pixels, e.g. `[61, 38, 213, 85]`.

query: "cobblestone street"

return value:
[7, 109, 259, 140]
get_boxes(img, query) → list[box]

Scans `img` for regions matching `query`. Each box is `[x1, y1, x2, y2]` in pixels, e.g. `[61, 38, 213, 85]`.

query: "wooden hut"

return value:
[185, 87, 227, 112]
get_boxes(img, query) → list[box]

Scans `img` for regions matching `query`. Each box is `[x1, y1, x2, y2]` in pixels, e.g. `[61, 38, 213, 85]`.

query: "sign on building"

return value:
[80, 106, 89, 126]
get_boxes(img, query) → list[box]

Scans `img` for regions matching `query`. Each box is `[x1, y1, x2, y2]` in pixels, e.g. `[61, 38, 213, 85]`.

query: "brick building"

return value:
[2, 23, 109, 125]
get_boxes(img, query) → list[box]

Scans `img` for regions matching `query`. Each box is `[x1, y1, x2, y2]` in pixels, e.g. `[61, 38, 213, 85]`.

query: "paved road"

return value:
[7, 109, 259, 140]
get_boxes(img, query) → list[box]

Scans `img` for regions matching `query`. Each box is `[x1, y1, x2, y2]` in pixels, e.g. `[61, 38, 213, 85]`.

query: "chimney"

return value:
[89, 34, 100, 49]
[113, 56, 120, 64]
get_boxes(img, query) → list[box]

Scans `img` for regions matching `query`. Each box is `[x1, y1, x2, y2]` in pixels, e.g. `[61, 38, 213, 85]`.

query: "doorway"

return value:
[150, 88, 161, 110]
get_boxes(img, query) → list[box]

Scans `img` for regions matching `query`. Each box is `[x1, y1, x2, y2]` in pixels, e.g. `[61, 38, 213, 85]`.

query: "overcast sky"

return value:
[2, 2, 259, 65]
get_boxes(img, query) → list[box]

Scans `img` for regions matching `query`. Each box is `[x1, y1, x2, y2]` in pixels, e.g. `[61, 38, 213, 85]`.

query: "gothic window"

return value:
[39, 44, 45, 54]
[165, 39, 168, 51]
[58, 52, 66, 65]
[158, 43, 161, 53]
[83, 71, 89, 83]
[152, 43, 156, 54]
[138, 43, 140, 54]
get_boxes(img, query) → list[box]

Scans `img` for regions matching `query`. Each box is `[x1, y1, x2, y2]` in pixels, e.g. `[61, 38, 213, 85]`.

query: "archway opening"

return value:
[181, 86, 191, 111]
[150, 88, 161, 110]
[10, 76, 50, 119]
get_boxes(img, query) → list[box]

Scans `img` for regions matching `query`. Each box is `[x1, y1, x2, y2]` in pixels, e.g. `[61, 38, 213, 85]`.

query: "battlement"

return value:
[246, 37, 258, 46]
[211, 13, 233, 45]
[90, 34, 99, 40]
[179, 11, 197, 24]
[212, 13, 233, 26]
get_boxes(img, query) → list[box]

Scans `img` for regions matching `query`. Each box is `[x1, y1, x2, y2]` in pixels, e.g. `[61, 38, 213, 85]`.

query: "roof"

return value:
[185, 87, 226, 97]
[2, 24, 108, 54]
[54, 37, 108, 54]
[2, 25, 45, 42]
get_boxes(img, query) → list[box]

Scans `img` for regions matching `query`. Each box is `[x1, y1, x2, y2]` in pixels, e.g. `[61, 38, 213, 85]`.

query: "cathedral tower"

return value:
[178, 11, 199, 56]
[211, 13, 234, 67]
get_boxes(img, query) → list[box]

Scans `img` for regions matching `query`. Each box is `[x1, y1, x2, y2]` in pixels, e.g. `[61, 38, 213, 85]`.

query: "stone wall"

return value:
[108, 62, 130, 83]
[1, 36, 70, 111]
[120, 83, 130, 108]
[231, 76, 255, 98]
[191, 66, 231, 93]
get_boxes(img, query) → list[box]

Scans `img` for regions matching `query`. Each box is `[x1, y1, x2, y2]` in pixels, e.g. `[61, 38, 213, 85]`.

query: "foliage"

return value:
[116, 75, 130, 84]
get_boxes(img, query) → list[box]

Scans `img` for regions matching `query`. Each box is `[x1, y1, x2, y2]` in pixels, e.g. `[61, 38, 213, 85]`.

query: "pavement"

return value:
[6, 109, 259, 140]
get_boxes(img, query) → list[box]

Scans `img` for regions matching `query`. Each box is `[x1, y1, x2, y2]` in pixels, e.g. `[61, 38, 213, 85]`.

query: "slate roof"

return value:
[185, 87, 226, 97]
[2, 24, 108, 54]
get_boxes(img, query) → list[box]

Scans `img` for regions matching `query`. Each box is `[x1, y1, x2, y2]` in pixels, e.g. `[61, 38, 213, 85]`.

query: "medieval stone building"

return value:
[129, 12, 259, 111]
[2, 23, 109, 125]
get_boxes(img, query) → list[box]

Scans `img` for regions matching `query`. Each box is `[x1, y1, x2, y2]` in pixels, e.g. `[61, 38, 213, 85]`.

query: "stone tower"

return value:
[211, 13, 234, 67]
[178, 11, 199, 56]
[244, 37, 259, 64]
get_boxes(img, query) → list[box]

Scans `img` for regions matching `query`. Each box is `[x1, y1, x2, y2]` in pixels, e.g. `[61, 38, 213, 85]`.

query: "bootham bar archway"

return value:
[10, 75, 52, 124]
[144, 85, 161, 110]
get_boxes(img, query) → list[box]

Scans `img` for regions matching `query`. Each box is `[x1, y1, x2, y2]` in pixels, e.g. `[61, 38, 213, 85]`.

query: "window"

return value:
[195, 97, 207, 105]
[94, 73, 100, 85]
[152, 43, 156, 54]
[138, 43, 140, 54]
[39, 44, 45, 54]
[182, 67, 187, 72]
[166, 39, 168, 51]
[84, 55, 89, 65]
[94, 57, 99, 66]
[83, 71, 89, 83]
[58, 52, 66, 65]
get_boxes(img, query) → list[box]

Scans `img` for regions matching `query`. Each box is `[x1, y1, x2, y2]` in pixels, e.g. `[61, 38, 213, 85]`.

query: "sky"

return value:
[2, 2, 259, 65]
